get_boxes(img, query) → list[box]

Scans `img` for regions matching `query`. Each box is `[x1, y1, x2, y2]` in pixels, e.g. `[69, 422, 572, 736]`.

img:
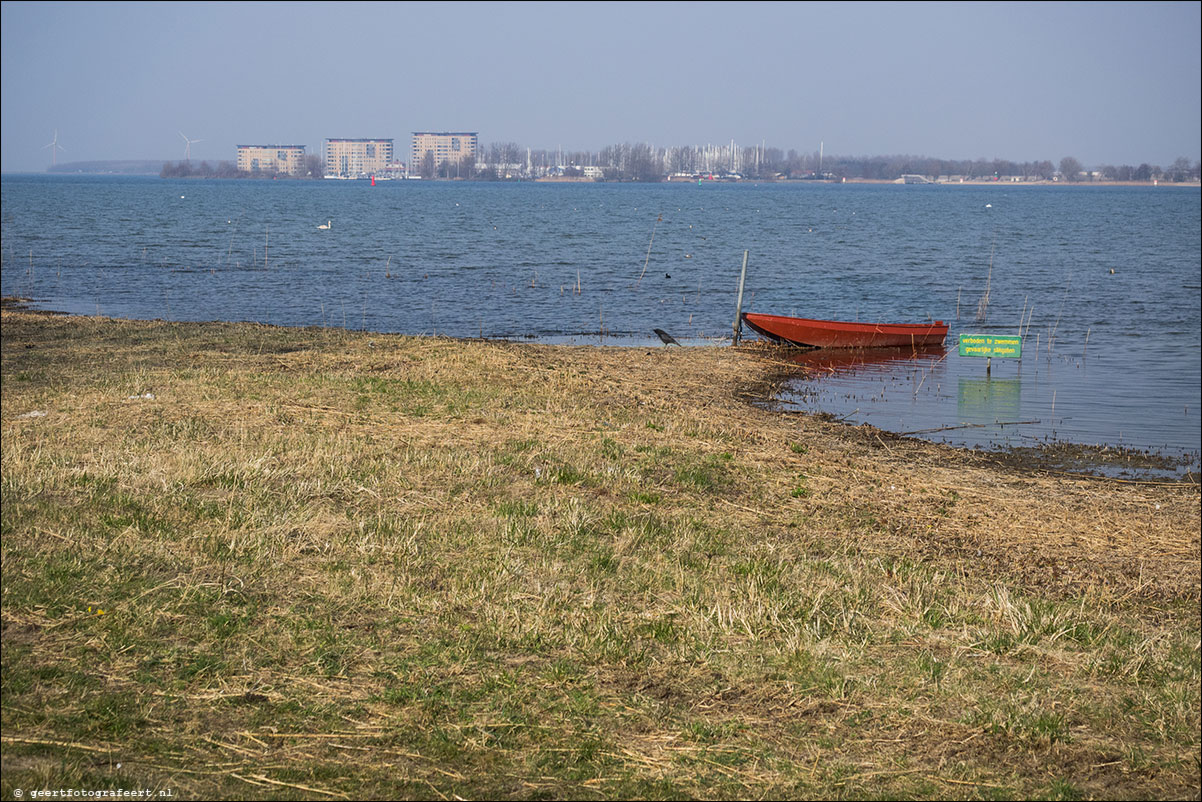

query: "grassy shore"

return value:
[2, 309, 1198, 800]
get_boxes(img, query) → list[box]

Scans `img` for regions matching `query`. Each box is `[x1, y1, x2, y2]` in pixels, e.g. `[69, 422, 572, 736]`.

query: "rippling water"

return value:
[3, 174, 1198, 471]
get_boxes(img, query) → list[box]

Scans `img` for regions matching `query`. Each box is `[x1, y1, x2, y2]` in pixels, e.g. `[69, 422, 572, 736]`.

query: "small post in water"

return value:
[732, 250, 749, 345]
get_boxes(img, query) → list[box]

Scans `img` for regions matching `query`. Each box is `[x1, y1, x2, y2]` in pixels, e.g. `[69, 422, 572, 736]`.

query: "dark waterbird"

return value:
[653, 328, 681, 346]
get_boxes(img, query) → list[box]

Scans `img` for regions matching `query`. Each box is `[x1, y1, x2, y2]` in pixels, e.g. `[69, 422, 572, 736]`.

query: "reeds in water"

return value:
[975, 241, 995, 324]
[1048, 273, 1073, 352]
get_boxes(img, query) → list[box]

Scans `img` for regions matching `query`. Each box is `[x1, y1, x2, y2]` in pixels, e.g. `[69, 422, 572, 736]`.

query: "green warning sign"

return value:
[958, 333, 1022, 359]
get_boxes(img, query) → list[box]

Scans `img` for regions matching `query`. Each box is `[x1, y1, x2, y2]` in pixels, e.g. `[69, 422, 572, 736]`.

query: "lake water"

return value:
[2, 174, 1199, 475]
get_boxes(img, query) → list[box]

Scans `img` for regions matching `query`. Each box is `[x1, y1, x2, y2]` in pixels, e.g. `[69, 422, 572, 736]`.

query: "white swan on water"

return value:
[317, 220, 331, 230]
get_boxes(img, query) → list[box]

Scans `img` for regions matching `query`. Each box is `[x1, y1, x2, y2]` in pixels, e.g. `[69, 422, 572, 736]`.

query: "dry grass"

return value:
[2, 309, 1199, 800]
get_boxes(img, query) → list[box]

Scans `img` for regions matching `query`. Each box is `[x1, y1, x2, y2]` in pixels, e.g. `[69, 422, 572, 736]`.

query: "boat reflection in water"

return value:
[782, 344, 948, 373]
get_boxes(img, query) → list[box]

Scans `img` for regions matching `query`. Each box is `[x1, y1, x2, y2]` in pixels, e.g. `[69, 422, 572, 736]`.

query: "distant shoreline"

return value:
[6, 170, 1198, 188]
[839, 177, 1201, 188]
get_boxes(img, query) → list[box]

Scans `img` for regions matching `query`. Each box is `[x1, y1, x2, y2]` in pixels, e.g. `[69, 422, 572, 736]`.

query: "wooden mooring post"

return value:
[732, 250, 749, 345]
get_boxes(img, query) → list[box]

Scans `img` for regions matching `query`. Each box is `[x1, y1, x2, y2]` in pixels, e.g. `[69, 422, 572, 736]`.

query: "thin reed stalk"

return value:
[975, 240, 995, 324]
[913, 351, 949, 395]
[636, 214, 662, 288]
[225, 218, 238, 267]
[1049, 273, 1073, 352]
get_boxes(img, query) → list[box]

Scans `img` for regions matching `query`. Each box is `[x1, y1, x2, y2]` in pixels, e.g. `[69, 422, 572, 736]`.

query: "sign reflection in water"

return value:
[956, 377, 1024, 427]
[776, 344, 1198, 477]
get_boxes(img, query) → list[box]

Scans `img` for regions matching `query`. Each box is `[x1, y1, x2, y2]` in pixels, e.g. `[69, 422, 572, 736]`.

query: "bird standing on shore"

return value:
[653, 328, 681, 346]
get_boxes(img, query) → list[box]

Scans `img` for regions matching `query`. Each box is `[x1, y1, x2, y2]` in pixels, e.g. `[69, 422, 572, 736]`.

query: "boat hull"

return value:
[742, 313, 947, 349]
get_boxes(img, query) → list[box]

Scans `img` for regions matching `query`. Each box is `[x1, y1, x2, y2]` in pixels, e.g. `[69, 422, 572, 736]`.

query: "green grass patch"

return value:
[2, 311, 1198, 800]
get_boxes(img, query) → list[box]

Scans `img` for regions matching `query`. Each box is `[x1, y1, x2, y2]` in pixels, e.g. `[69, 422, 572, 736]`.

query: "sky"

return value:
[2, 1, 1199, 172]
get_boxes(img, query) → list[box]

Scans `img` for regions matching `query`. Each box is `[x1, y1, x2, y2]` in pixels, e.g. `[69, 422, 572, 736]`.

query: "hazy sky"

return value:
[2, 1, 1199, 172]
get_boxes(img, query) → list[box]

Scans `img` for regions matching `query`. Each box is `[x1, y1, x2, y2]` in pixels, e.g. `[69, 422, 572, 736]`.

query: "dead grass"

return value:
[2, 309, 1199, 799]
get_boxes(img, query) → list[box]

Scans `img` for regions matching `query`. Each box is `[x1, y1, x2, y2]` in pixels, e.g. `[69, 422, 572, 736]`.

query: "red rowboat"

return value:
[742, 312, 948, 349]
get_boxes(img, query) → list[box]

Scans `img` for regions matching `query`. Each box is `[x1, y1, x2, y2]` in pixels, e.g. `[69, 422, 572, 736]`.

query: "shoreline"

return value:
[840, 177, 1201, 187]
[8, 170, 1199, 188]
[4, 297, 1194, 483]
[4, 308, 1196, 587]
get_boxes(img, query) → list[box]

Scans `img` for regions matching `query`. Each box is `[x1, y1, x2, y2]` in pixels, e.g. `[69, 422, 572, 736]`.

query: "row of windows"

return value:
[326, 149, 393, 157]
[237, 158, 306, 173]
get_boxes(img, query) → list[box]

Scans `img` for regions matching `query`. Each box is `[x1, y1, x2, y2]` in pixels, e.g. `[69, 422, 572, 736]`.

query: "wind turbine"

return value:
[43, 130, 65, 167]
[179, 131, 203, 161]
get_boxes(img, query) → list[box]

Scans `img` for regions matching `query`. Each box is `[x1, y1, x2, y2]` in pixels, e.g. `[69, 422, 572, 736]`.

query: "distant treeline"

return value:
[558, 145, 1200, 183]
[410, 144, 1202, 183]
[153, 146, 1200, 183]
[818, 154, 1199, 183]
[160, 161, 280, 179]
[49, 160, 165, 175]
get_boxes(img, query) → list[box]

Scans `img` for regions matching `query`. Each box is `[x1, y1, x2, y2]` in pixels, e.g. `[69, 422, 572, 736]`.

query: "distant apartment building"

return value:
[236, 145, 307, 175]
[324, 138, 394, 178]
[411, 132, 478, 172]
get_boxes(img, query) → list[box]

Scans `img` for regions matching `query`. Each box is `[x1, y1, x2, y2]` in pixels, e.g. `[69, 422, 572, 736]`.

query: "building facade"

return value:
[324, 138, 394, 178]
[236, 145, 307, 175]
[411, 132, 478, 173]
